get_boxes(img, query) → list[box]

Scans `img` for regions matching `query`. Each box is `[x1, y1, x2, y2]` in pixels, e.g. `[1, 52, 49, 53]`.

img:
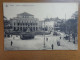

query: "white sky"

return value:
[3, 3, 78, 20]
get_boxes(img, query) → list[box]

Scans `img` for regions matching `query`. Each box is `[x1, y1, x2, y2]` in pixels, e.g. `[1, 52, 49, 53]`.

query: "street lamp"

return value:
[43, 21, 46, 48]
[65, 14, 67, 34]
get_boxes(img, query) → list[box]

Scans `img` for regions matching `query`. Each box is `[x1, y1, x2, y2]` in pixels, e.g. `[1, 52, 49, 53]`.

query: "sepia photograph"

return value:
[3, 3, 78, 50]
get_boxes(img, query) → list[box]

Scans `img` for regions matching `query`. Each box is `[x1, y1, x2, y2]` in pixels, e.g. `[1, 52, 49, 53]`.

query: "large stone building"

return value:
[10, 12, 40, 32]
[44, 18, 54, 32]
[41, 17, 63, 32]
[53, 17, 63, 31]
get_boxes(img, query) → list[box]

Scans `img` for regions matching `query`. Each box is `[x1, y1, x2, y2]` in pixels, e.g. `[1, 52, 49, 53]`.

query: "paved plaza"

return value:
[4, 32, 78, 50]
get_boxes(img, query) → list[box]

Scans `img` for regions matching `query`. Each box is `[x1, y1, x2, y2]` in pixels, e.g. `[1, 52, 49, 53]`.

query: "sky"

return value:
[3, 3, 78, 21]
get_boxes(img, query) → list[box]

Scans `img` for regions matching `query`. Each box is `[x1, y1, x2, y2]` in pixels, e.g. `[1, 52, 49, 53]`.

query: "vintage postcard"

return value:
[3, 3, 78, 50]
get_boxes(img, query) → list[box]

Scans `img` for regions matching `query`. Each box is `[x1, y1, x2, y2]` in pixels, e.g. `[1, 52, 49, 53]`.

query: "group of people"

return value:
[46, 36, 61, 50]
[10, 35, 62, 50]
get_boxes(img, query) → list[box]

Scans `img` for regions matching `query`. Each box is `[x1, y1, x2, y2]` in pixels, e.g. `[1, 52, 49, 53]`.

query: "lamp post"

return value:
[43, 21, 46, 48]
[65, 14, 67, 34]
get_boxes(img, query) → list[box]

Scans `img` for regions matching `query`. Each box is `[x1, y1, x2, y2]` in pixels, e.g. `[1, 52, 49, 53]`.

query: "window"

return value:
[14, 22, 15, 25]
[17, 23, 19, 26]
[14, 27, 16, 30]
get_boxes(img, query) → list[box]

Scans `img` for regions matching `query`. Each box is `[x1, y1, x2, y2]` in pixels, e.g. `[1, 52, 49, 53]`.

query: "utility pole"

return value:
[65, 14, 67, 34]
[43, 21, 46, 48]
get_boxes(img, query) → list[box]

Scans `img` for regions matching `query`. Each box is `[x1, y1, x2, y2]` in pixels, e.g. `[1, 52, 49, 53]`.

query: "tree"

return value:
[59, 11, 78, 43]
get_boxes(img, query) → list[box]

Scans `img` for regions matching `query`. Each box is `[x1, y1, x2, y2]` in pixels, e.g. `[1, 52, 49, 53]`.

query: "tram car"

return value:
[20, 32, 35, 40]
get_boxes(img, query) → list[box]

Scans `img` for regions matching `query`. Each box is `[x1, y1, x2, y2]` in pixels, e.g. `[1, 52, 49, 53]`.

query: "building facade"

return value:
[44, 18, 54, 32]
[53, 17, 63, 31]
[41, 17, 63, 32]
[10, 12, 40, 32]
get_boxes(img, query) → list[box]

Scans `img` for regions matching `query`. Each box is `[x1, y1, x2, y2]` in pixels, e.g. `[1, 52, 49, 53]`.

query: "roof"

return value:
[18, 12, 33, 16]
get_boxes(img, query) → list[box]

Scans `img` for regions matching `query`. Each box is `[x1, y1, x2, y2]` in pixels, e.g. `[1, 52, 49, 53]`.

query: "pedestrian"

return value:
[60, 36, 61, 39]
[46, 38, 48, 41]
[51, 44, 54, 50]
[72, 33, 76, 44]
[11, 34, 12, 37]
[13, 36, 15, 40]
[11, 41, 13, 46]
[57, 41, 60, 46]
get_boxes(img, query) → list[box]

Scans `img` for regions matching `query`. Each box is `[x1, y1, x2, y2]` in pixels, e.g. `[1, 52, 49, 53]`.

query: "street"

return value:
[4, 32, 78, 50]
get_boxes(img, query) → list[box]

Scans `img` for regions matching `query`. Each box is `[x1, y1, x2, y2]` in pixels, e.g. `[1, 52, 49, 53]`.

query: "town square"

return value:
[3, 3, 78, 50]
